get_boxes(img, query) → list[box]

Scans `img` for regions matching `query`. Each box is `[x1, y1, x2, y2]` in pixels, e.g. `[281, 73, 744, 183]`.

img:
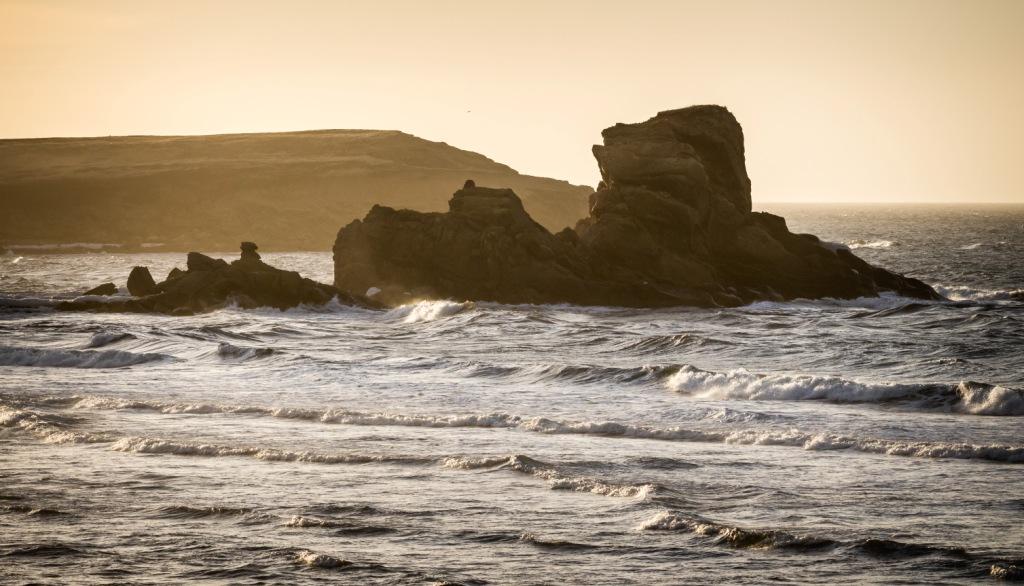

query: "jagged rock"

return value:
[83, 282, 117, 296]
[127, 266, 159, 297]
[240, 241, 261, 262]
[333, 105, 941, 307]
[61, 243, 377, 315]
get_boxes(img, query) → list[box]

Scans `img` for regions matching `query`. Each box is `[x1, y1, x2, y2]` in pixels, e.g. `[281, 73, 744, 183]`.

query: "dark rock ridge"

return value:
[333, 105, 940, 307]
[63, 243, 376, 315]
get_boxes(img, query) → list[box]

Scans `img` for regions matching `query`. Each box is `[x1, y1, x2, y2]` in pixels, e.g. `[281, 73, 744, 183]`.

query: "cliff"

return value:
[0, 130, 591, 251]
[333, 106, 939, 307]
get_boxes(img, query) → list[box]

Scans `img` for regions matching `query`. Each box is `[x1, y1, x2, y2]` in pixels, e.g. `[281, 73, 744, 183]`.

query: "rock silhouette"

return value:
[333, 106, 940, 307]
[67, 243, 375, 315]
[126, 266, 159, 297]
[83, 282, 117, 296]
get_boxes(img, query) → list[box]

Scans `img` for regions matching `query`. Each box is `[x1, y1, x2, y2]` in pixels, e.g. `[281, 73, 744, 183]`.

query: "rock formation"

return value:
[333, 106, 940, 307]
[83, 282, 117, 296]
[65, 243, 376, 315]
[126, 266, 159, 297]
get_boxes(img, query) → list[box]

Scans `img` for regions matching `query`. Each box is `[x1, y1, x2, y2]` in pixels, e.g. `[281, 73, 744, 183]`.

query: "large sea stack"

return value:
[333, 106, 940, 307]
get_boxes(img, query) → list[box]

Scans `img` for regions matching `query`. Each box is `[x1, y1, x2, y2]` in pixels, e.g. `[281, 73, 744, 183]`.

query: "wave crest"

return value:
[0, 345, 171, 368]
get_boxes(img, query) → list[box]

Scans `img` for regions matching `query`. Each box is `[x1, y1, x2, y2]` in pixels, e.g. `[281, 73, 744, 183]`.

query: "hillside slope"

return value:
[0, 130, 592, 251]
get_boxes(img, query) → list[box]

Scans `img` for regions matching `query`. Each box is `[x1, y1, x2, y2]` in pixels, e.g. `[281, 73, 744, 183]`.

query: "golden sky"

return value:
[2, 0, 1021, 203]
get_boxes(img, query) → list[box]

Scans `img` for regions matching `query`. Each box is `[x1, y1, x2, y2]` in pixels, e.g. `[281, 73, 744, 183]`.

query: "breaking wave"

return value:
[22, 394, 1024, 462]
[0, 404, 109, 444]
[847, 239, 898, 250]
[389, 300, 475, 323]
[443, 454, 655, 498]
[934, 284, 1024, 302]
[110, 436, 435, 465]
[666, 365, 1024, 416]
[0, 345, 170, 368]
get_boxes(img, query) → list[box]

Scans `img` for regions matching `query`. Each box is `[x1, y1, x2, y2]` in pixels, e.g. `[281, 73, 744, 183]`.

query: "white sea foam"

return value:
[934, 284, 1024, 302]
[295, 550, 350, 569]
[0, 345, 170, 368]
[846, 239, 898, 250]
[390, 300, 475, 323]
[666, 365, 917, 403]
[666, 365, 1024, 416]
[955, 382, 1024, 416]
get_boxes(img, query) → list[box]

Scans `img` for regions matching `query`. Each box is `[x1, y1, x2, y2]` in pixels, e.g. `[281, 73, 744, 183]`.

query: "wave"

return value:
[934, 284, 1024, 302]
[616, 333, 731, 354]
[443, 454, 655, 498]
[285, 515, 394, 535]
[295, 550, 352, 569]
[154, 505, 254, 519]
[0, 345, 170, 368]
[21, 394, 1024, 463]
[638, 511, 835, 550]
[86, 331, 136, 348]
[110, 436, 435, 465]
[847, 239, 898, 250]
[55, 394, 524, 428]
[522, 416, 1024, 463]
[0, 404, 109, 444]
[389, 300, 475, 323]
[638, 511, 979, 561]
[216, 342, 278, 361]
[666, 365, 1024, 416]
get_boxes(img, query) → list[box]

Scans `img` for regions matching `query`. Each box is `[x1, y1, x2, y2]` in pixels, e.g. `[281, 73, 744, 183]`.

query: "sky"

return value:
[1, 0, 1022, 204]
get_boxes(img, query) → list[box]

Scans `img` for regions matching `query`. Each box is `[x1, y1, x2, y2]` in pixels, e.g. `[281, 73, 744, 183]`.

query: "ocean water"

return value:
[1, 204, 1022, 585]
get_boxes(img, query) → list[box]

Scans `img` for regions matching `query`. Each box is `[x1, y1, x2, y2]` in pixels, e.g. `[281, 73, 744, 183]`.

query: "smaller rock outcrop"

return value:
[83, 282, 117, 296]
[127, 266, 159, 296]
[61, 243, 376, 315]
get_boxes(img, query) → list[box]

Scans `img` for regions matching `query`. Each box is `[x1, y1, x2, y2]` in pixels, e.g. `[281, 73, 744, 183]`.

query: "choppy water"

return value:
[1, 205, 1023, 584]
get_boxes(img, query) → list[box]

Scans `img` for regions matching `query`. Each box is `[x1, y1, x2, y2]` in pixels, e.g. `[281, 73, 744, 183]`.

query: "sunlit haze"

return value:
[2, 0, 1022, 203]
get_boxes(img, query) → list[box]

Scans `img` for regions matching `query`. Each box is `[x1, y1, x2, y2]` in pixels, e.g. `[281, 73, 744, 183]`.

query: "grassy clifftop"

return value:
[0, 129, 592, 251]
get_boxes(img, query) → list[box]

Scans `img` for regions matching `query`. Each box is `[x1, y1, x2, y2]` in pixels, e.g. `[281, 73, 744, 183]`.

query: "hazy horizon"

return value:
[2, 0, 1022, 204]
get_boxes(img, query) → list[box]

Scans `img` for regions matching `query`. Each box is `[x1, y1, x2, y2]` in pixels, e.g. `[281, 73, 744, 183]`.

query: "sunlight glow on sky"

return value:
[1, 0, 1021, 203]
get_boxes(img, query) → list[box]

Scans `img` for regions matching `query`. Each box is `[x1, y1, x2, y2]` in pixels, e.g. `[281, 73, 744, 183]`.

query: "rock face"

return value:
[66, 243, 376, 315]
[333, 106, 940, 307]
[83, 282, 117, 296]
[126, 266, 159, 297]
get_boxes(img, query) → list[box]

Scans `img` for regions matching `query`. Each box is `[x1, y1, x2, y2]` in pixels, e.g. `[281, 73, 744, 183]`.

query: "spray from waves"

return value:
[846, 239, 899, 250]
[85, 331, 137, 348]
[24, 393, 1024, 463]
[442, 454, 655, 498]
[934, 284, 1024, 302]
[389, 300, 475, 323]
[666, 365, 1024, 416]
[0, 345, 171, 368]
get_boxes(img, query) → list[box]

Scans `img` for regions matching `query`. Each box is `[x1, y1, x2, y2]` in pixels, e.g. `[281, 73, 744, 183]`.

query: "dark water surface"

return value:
[1, 205, 1022, 584]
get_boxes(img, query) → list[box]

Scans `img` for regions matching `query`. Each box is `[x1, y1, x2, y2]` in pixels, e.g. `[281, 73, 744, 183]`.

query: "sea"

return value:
[1, 204, 1022, 584]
